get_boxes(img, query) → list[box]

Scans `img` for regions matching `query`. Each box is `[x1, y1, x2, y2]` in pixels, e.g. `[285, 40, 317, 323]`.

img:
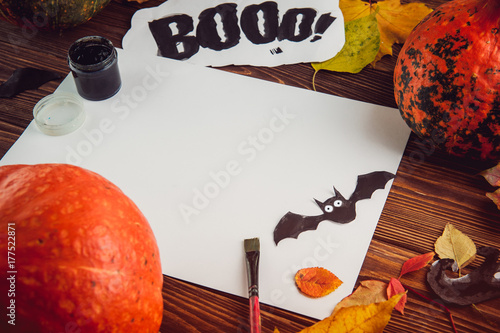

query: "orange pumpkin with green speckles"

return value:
[394, 0, 500, 161]
[0, 164, 163, 332]
[0, 0, 111, 30]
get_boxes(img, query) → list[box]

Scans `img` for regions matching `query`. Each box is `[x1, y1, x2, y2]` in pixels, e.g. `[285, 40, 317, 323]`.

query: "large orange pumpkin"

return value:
[394, 0, 500, 161]
[0, 164, 163, 332]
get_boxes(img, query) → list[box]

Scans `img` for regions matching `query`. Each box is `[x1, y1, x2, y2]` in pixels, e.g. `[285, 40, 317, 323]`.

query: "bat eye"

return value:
[324, 205, 333, 212]
[334, 200, 343, 207]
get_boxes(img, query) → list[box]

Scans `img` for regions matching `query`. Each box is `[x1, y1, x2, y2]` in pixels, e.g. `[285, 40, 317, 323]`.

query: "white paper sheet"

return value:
[122, 0, 345, 67]
[0, 50, 410, 319]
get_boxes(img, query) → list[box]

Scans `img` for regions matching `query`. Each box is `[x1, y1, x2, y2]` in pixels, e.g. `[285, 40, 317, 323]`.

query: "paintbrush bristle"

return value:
[244, 237, 260, 253]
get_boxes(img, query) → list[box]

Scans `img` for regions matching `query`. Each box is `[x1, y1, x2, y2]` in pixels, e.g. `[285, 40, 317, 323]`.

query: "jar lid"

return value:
[68, 36, 116, 72]
[33, 92, 86, 136]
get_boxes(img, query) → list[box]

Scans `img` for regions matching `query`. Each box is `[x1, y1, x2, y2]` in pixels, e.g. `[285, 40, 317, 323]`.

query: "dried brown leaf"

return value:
[486, 189, 500, 210]
[481, 162, 500, 210]
[481, 162, 500, 187]
[332, 279, 388, 316]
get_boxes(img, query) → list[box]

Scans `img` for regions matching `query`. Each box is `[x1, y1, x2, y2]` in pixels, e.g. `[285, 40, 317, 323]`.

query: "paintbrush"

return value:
[244, 237, 261, 333]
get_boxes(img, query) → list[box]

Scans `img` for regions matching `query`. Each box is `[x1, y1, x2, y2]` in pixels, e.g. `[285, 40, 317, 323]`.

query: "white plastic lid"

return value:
[33, 92, 85, 136]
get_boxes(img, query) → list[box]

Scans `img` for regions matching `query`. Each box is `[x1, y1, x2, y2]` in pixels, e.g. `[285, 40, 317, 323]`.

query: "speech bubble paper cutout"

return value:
[122, 0, 345, 67]
[274, 171, 395, 245]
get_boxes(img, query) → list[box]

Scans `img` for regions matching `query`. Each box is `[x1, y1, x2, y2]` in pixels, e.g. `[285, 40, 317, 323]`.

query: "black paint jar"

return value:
[68, 36, 121, 101]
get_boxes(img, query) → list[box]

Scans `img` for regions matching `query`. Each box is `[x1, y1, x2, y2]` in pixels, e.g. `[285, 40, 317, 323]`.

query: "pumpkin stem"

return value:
[485, 0, 500, 10]
[477, 0, 500, 21]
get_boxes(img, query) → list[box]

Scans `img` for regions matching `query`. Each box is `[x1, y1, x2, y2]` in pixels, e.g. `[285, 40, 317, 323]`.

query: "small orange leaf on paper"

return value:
[387, 278, 407, 314]
[295, 267, 343, 298]
[299, 293, 403, 333]
[332, 279, 388, 315]
[399, 252, 435, 278]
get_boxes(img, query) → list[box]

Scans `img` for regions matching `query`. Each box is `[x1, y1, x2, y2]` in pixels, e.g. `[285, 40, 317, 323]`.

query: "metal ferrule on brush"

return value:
[244, 237, 261, 333]
[245, 250, 260, 297]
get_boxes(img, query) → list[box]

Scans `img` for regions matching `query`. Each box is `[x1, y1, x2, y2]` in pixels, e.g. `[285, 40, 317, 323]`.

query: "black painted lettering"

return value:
[315, 13, 336, 34]
[197, 3, 240, 51]
[310, 13, 337, 42]
[149, 14, 200, 60]
[147, 3, 339, 61]
[278, 8, 317, 42]
[241, 1, 279, 44]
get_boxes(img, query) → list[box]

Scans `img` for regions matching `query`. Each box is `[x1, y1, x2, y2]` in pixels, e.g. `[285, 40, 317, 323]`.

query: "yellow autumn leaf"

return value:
[339, 0, 433, 64]
[299, 294, 403, 333]
[312, 12, 380, 75]
[435, 223, 477, 271]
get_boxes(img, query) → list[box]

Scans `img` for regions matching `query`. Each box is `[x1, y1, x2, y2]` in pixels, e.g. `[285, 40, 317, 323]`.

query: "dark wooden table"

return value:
[1, 0, 499, 332]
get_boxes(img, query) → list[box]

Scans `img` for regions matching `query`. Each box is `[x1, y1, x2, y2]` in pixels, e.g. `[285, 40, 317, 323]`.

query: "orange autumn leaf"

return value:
[295, 267, 343, 298]
[332, 280, 388, 315]
[399, 252, 435, 278]
[387, 278, 407, 315]
[339, 0, 433, 65]
[299, 293, 403, 333]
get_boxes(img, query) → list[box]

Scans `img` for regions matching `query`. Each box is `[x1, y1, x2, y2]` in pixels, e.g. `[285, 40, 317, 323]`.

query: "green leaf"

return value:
[312, 12, 380, 74]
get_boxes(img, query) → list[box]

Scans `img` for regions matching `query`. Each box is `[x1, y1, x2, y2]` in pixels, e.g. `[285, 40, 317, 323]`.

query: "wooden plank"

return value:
[1, 0, 499, 332]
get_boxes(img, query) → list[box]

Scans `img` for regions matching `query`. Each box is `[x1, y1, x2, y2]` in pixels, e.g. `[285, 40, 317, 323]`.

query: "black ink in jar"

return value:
[68, 36, 121, 101]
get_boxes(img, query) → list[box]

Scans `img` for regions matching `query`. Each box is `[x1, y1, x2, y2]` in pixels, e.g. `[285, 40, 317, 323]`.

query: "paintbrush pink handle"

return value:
[249, 295, 261, 333]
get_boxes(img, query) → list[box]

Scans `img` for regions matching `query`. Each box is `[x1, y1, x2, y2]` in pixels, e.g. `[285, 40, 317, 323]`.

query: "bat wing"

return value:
[0, 68, 61, 98]
[349, 171, 395, 203]
[273, 212, 325, 245]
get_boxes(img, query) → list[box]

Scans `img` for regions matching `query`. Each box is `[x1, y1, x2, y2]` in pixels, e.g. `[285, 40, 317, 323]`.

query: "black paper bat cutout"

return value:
[273, 171, 395, 245]
[0, 67, 61, 98]
[427, 246, 500, 306]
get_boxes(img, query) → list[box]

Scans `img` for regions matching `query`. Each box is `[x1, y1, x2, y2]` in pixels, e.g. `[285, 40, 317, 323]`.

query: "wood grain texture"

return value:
[1, 0, 499, 332]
